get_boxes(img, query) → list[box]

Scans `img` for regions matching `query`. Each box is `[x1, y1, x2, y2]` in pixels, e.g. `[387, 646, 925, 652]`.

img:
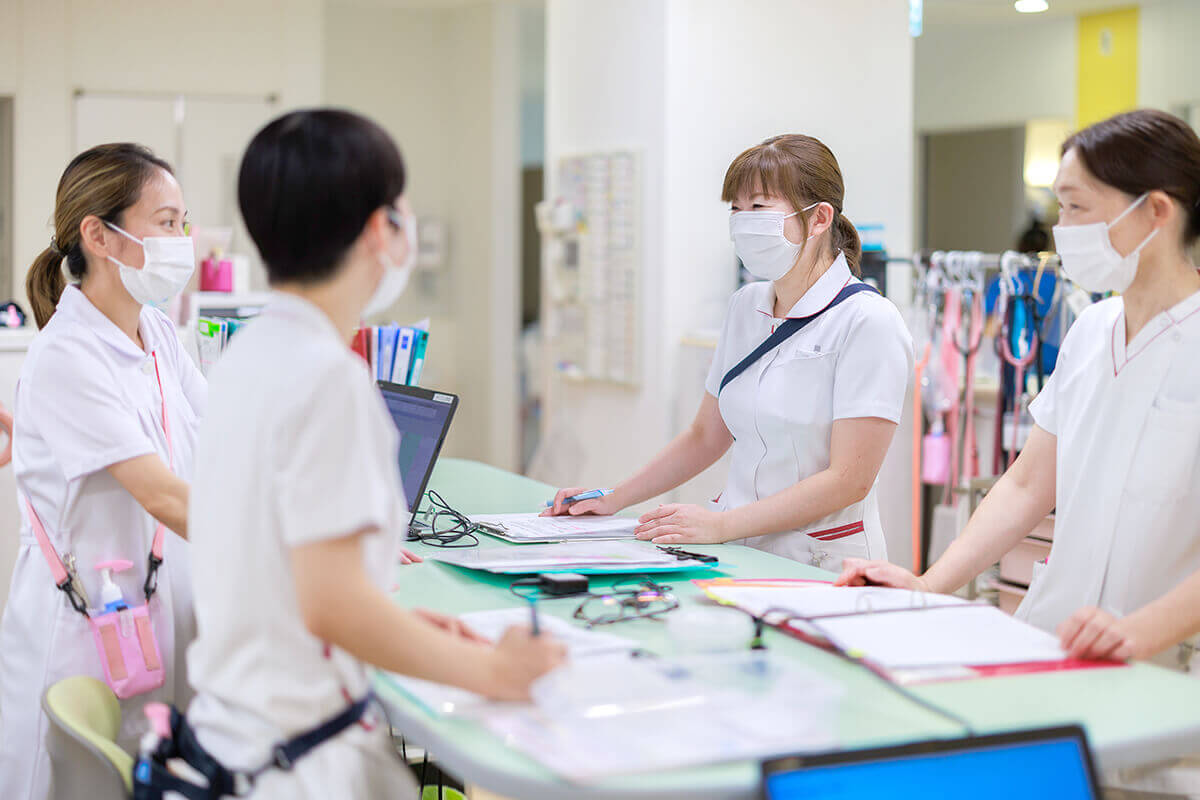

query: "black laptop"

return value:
[376, 382, 458, 530]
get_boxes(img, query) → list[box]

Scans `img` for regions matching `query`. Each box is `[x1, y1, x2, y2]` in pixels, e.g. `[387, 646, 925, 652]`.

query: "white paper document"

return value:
[814, 604, 1067, 669]
[470, 512, 638, 542]
[485, 652, 843, 782]
[382, 608, 637, 716]
[705, 584, 968, 621]
[702, 584, 1065, 669]
[430, 540, 703, 574]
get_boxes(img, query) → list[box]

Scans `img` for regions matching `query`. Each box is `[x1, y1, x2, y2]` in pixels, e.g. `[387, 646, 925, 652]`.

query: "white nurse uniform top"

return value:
[185, 293, 416, 800]
[1017, 289, 1200, 670]
[0, 285, 205, 800]
[704, 252, 913, 571]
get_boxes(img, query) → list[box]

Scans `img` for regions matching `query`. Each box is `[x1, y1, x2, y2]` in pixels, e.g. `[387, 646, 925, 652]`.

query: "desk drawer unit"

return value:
[998, 517, 1054, 587]
[995, 580, 1028, 615]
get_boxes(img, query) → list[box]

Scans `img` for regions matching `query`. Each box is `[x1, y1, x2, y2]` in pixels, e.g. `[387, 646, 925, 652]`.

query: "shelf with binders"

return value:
[353, 322, 431, 387]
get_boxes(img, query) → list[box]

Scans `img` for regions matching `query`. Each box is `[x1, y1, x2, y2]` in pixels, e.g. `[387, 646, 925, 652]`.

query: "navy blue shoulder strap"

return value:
[718, 282, 880, 395]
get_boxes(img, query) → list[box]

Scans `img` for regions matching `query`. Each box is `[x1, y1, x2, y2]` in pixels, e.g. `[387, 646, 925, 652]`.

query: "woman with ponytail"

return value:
[546, 134, 914, 572]
[0, 144, 204, 800]
[838, 108, 1200, 796]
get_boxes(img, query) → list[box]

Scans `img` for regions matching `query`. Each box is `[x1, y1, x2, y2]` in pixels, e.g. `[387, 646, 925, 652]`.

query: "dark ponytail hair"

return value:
[721, 133, 862, 275]
[1062, 109, 1200, 248]
[26, 143, 174, 329]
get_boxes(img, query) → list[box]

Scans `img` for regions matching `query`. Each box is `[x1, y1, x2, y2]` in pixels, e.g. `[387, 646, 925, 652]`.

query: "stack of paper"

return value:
[431, 540, 714, 574]
[703, 583, 967, 621]
[470, 512, 637, 543]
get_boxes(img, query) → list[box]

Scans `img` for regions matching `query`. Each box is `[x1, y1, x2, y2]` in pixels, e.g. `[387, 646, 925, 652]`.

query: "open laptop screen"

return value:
[763, 727, 1099, 800]
[377, 382, 458, 519]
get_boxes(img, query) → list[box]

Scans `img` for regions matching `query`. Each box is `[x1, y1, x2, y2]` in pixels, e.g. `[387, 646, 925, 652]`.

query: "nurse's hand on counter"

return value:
[635, 504, 728, 544]
[413, 607, 491, 645]
[1057, 607, 1137, 662]
[833, 558, 931, 593]
[398, 547, 424, 565]
[486, 626, 568, 701]
[541, 486, 622, 517]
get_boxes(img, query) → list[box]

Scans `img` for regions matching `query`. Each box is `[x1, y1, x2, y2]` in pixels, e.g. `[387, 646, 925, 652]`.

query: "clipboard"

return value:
[694, 579, 1126, 684]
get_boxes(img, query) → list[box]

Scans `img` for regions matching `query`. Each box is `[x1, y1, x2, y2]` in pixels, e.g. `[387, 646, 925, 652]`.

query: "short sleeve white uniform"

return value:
[703, 253, 913, 571]
[1018, 290, 1200, 658]
[0, 286, 205, 800]
[185, 294, 415, 799]
[1018, 289, 1200, 796]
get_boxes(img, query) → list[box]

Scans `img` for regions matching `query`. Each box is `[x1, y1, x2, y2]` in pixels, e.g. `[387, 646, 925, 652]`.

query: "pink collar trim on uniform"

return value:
[1111, 287, 1200, 376]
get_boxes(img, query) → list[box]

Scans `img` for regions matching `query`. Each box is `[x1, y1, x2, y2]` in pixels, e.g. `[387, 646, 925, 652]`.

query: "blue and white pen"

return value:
[545, 488, 613, 508]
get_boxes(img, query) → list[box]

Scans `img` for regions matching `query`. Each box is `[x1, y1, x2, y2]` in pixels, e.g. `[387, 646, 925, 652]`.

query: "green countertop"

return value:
[374, 459, 1200, 799]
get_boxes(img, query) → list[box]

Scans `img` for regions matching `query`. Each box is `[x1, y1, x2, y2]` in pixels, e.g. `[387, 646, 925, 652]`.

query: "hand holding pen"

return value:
[541, 487, 619, 517]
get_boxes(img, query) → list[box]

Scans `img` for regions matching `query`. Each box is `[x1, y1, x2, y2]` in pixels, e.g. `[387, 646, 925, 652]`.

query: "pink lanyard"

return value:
[939, 290, 962, 505]
[24, 350, 174, 615]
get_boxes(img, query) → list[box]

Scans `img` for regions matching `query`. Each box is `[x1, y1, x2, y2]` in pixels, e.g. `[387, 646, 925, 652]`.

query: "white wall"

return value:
[915, 16, 1077, 133]
[542, 0, 670, 489]
[1140, 0, 1200, 112]
[543, 0, 917, 562]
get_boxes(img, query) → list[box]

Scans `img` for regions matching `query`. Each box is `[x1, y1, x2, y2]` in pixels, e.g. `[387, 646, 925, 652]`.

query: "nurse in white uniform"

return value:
[185, 110, 564, 799]
[837, 109, 1200, 795]
[547, 135, 913, 572]
[0, 144, 203, 800]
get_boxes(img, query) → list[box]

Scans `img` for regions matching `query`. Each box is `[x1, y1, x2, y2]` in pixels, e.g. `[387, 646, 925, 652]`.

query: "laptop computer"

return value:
[762, 725, 1101, 800]
[376, 382, 458, 532]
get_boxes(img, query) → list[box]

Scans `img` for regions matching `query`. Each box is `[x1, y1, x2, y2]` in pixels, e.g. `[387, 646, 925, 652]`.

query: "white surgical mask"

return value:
[730, 203, 820, 281]
[363, 212, 418, 317]
[105, 222, 195, 306]
[1053, 193, 1158, 294]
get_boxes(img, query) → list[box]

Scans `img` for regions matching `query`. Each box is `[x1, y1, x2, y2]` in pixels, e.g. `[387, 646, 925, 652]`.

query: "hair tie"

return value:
[49, 237, 64, 256]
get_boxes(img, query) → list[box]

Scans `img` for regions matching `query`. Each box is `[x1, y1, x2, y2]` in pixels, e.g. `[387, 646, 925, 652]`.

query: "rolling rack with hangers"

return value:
[908, 251, 1085, 605]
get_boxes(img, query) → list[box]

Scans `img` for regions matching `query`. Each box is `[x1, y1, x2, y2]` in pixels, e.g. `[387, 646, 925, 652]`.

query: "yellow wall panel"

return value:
[1076, 7, 1139, 129]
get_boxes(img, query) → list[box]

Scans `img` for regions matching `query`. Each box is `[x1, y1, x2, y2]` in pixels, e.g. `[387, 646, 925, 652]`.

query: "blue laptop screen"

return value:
[379, 388, 455, 512]
[765, 737, 1095, 800]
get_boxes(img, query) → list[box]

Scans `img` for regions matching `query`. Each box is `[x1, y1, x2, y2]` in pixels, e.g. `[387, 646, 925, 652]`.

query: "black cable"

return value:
[407, 490, 480, 548]
[753, 605, 977, 737]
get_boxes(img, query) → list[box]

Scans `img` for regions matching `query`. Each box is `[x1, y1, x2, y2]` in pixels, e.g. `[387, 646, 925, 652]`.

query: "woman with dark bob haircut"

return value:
[183, 110, 564, 798]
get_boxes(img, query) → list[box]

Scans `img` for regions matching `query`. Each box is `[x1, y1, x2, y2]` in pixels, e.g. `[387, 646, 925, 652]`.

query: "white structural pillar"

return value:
[544, 0, 917, 565]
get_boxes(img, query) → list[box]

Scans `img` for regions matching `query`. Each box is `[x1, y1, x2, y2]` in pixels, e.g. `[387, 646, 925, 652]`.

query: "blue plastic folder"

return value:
[407, 329, 428, 386]
[377, 325, 400, 382]
[393, 328, 415, 386]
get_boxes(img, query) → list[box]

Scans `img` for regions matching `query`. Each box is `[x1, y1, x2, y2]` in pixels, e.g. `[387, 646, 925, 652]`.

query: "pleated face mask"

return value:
[105, 222, 196, 306]
[729, 203, 818, 281]
[1053, 193, 1158, 294]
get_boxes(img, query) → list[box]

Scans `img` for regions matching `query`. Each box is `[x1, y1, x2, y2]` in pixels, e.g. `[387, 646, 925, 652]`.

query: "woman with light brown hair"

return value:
[0, 143, 204, 800]
[547, 134, 913, 572]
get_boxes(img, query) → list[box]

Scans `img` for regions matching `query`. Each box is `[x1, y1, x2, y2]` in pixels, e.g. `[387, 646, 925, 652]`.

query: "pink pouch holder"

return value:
[922, 431, 951, 485]
[88, 604, 165, 699]
[87, 560, 165, 699]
